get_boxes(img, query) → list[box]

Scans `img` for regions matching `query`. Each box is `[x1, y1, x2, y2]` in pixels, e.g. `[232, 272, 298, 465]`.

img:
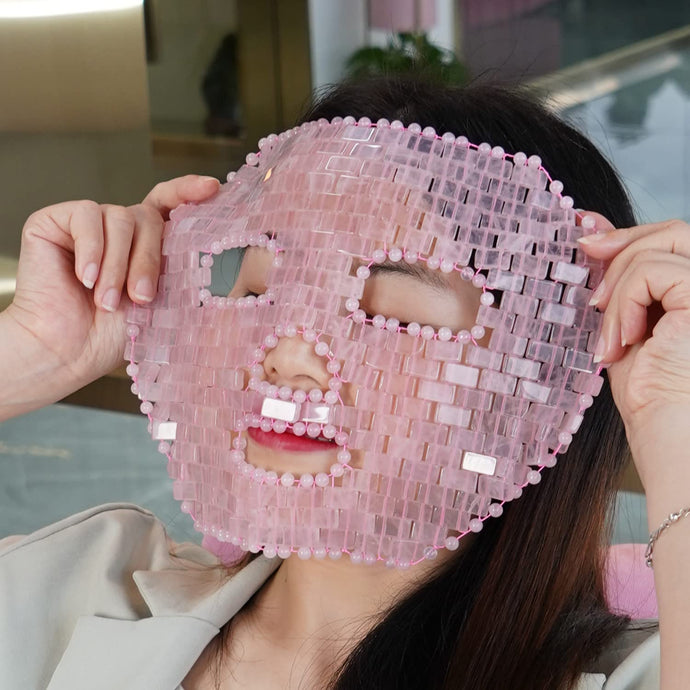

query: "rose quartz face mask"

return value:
[126, 117, 605, 567]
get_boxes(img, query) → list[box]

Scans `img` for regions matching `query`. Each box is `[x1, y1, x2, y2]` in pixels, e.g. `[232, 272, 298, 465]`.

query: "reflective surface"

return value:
[564, 42, 690, 223]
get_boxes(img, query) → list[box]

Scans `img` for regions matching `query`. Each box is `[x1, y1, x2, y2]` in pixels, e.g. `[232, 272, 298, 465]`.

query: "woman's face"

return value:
[229, 244, 484, 477]
[131, 118, 605, 565]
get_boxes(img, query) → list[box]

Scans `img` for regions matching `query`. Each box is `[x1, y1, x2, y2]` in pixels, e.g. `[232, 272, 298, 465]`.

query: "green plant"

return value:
[345, 32, 467, 84]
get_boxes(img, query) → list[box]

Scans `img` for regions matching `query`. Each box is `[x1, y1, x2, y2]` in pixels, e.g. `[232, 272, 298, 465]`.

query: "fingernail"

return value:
[620, 325, 627, 348]
[133, 277, 154, 302]
[593, 333, 608, 364]
[102, 288, 121, 312]
[577, 233, 609, 245]
[199, 176, 218, 183]
[588, 280, 605, 306]
[82, 263, 99, 289]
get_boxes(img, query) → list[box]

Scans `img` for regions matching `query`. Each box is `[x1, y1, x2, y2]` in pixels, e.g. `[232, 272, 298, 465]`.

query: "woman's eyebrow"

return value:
[367, 260, 449, 291]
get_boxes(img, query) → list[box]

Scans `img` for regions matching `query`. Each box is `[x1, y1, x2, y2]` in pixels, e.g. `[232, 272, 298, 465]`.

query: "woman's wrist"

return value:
[0, 307, 75, 421]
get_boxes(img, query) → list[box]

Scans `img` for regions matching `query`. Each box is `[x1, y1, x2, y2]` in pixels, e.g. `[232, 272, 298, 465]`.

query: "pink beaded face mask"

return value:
[126, 117, 605, 567]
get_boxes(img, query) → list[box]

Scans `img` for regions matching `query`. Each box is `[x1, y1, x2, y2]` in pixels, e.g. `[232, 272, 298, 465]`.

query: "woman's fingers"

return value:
[593, 250, 690, 364]
[69, 201, 105, 289]
[142, 175, 219, 219]
[94, 205, 135, 312]
[126, 204, 164, 304]
[579, 219, 690, 312]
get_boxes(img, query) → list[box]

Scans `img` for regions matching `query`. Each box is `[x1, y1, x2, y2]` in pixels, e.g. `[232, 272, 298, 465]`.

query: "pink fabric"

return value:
[606, 543, 658, 619]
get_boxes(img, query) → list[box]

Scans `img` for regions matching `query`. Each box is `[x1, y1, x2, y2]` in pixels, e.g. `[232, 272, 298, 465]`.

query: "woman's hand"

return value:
[579, 217, 690, 688]
[0, 175, 219, 420]
[578, 216, 690, 496]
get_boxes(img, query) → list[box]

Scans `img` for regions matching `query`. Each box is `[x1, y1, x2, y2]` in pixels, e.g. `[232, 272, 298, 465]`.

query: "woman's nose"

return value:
[262, 335, 331, 391]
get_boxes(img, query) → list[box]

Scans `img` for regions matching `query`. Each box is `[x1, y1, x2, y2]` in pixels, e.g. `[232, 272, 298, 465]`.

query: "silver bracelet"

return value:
[645, 507, 690, 568]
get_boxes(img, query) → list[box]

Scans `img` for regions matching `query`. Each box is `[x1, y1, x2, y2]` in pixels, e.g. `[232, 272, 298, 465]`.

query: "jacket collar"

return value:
[48, 553, 280, 690]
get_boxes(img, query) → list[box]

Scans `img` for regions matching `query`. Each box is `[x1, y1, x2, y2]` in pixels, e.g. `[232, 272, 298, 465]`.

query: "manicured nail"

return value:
[620, 325, 627, 348]
[133, 277, 154, 302]
[577, 233, 609, 245]
[593, 333, 608, 364]
[588, 280, 606, 307]
[101, 287, 121, 312]
[82, 263, 99, 289]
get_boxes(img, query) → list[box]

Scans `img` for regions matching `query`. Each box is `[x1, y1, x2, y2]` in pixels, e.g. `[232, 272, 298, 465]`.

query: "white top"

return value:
[0, 504, 660, 689]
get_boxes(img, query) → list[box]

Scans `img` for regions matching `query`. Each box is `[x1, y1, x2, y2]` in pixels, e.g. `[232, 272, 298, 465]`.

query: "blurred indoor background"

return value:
[1, 0, 689, 541]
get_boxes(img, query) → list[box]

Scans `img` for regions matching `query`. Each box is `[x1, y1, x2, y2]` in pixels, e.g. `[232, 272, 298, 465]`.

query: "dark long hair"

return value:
[292, 76, 635, 690]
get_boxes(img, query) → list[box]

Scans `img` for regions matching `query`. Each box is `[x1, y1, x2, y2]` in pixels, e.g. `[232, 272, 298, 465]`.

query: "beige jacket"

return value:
[0, 504, 659, 689]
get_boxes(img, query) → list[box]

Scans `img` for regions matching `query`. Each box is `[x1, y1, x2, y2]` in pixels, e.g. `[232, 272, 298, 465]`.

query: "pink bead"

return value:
[280, 472, 295, 487]
[427, 256, 441, 270]
[292, 422, 306, 436]
[372, 249, 386, 263]
[293, 389, 307, 403]
[480, 292, 495, 306]
[345, 298, 359, 312]
[471, 273, 486, 288]
[324, 389, 339, 404]
[527, 154, 542, 168]
[581, 215, 596, 230]
[300, 473, 314, 488]
[558, 431, 573, 445]
[372, 314, 386, 329]
[527, 470, 542, 484]
[471, 325, 485, 340]
[331, 463, 345, 477]
[315, 341, 329, 356]
[140, 401, 153, 414]
[549, 180, 564, 194]
[513, 151, 527, 166]
[469, 518, 484, 533]
[356, 266, 370, 279]
[388, 247, 403, 262]
[126, 325, 140, 337]
[488, 503, 503, 518]
[406, 322, 421, 337]
[315, 473, 330, 487]
[421, 325, 435, 340]
[297, 547, 311, 560]
[444, 536, 459, 550]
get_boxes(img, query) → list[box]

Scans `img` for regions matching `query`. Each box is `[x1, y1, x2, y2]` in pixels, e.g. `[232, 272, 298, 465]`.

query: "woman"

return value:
[1, 77, 689, 689]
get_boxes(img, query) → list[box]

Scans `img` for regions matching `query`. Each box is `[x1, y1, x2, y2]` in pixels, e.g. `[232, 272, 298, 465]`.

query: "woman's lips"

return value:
[247, 426, 337, 453]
